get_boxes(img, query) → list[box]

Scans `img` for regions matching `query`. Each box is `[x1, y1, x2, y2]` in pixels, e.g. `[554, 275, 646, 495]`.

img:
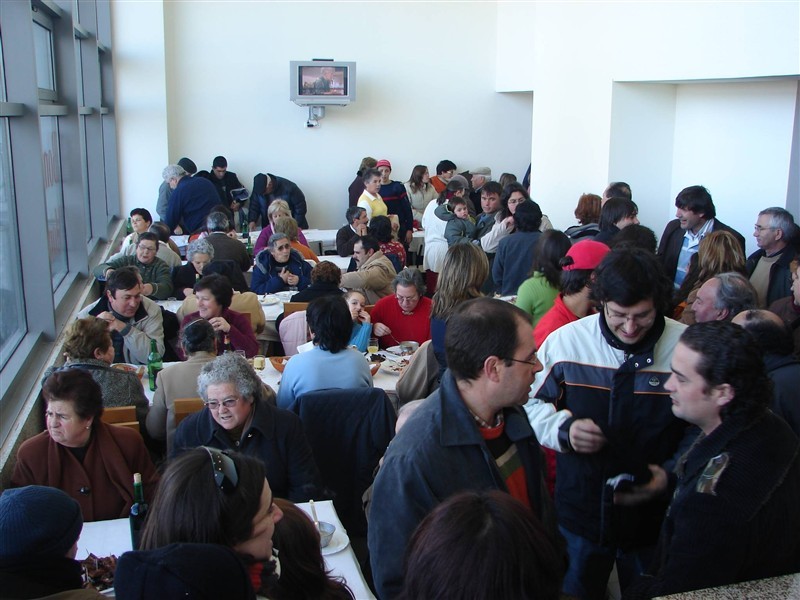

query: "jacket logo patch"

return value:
[696, 452, 730, 495]
[648, 376, 660, 387]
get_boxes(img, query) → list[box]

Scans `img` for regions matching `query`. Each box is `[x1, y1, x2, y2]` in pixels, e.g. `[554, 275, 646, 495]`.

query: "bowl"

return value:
[399, 341, 420, 355]
[269, 356, 289, 373]
[369, 362, 381, 376]
[317, 521, 336, 548]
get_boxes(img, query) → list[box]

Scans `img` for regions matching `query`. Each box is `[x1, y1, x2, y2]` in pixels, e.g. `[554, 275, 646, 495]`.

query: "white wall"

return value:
[114, 1, 533, 230]
[497, 1, 800, 234]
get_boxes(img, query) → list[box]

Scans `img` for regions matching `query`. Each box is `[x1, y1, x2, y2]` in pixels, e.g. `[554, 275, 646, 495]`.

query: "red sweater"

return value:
[371, 295, 432, 349]
[533, 294, 578, 349]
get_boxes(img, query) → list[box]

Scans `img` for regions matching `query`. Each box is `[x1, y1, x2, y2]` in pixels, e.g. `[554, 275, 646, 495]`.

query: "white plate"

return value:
[385, 345, 415, 357]
[321, 528, 350, 556]
[274, 291, 295, 302]
[383, 357, 409, 375]
[261, 295, 280, 305]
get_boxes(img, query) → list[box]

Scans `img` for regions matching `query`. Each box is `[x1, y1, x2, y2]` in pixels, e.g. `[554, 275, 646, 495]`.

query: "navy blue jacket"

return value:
[171, 397, 323, 502]
[248, 174, 308, 229]
[165, 175, 220, 234]
[250, 248, 312, 295]
[493, 230, 542, 296]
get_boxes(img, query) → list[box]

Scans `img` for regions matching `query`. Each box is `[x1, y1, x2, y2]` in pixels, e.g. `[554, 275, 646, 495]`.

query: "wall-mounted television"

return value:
[289, 60, 356, 106]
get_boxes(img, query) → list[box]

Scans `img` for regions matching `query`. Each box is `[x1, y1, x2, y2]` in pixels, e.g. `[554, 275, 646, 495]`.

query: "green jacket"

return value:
[93, 255, 173, 300]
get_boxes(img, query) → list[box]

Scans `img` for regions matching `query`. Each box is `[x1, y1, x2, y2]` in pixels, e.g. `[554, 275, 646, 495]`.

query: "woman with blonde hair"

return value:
[676, 229, 747, 324]
[253, 200, 310, 256]
[430, 244, 490, 375]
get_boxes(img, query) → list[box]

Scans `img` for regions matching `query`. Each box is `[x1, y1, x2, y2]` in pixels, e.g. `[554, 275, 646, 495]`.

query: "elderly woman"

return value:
[11, 369, 158, 521]
[180, 274, 258, 357]
[172, 238, 214, 300]
[290, 260, 343, 302]
[251, 233, 312, 295]
[277, 296, 372, 408]
[371, 269, 432, 349]
[357, 167, 388, 221]
[139, 448, 284, 593]
[147, 319, 217, 455]
[43, 316, 149, 427]
[253, 200, 309, 257]
[404, 165, 438, 225]
[273, 216, 319, 263]
[171, 353, 322, 502]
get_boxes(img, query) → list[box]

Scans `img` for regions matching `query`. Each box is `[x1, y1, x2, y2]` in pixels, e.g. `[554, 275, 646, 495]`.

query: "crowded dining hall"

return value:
[1, 1, 799, 598]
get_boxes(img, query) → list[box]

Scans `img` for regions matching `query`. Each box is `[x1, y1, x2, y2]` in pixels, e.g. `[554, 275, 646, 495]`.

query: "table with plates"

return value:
[76, 500, 374, 599]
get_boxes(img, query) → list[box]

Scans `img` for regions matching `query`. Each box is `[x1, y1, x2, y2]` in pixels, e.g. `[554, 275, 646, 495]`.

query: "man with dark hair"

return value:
[205, 211, 251, 271]
[430, 159, 457, 194]
[335, 206, 368, 256]
[625, 321, 800, 598]
[732, 309, 800, 435]
[746, 206, 797, 307]
[602, 181, 632, 205]
[340, 235, 396, 304]
[657, 185, 745, 288]
[78, 266, 165, 364]
[247, 172, 308, 230]
[369, 297, 556, 600]
[526, 247, 690, 599]
[157, 157, 196, 221]
[208, 156, 247, 224]
[163, 163, 220, 235]
[94, 232, 173, 300]
[690, 272, 758, 323]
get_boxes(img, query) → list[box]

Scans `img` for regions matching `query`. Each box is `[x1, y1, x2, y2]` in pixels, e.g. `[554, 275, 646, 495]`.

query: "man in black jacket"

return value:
[746, 206, 796, 307]
[656, 185, 745, 288]
[248, 172, 308, 229]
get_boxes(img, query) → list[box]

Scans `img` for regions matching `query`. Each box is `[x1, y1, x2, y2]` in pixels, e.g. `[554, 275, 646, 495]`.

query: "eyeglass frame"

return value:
[500, 355, 539, 367]
[202, 446, 239, 493]
[203, 396, 240, 411]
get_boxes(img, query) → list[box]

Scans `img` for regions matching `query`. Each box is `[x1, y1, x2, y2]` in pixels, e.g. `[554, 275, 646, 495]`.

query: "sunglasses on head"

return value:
[202, 446, 239, 493]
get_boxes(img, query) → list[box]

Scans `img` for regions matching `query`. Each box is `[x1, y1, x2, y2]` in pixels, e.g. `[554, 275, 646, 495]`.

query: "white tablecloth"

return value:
[76, 500, 374, 599]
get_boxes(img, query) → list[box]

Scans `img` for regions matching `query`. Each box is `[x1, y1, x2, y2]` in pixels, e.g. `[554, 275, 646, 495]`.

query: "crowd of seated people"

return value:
[5, 156, 800, 600]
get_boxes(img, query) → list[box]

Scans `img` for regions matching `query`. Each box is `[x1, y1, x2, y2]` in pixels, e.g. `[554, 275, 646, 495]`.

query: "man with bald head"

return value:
[732, 309, 800, 435]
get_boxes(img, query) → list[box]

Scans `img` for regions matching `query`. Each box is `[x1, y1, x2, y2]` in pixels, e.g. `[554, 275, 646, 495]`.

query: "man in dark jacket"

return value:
[624, 321, 800, 598]
[746, 206, 796, 307]
[368, 298, 559, 600]
[207, 155, 246, 220]
[657, 185, 745, 289]
[163, 163, 220, 234]
[248, 172, 308, 229]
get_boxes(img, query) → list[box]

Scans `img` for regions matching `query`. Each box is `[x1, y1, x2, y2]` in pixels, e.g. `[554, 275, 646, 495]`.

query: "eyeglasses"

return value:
[753, 225, 776, 232]
[204, 397, 239, 411]
[501, 355, 539, 367]
[202, 446, 239, 493]
[396, 294, 419, 305]
[137, 245, 157, 253]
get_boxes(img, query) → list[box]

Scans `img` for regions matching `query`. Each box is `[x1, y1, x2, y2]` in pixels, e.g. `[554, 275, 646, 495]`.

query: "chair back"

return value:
[282, 302, 309, 317]
[101, 406, 139, 432]
[287, 388, 396, 537]
[173, 397, 204, 426]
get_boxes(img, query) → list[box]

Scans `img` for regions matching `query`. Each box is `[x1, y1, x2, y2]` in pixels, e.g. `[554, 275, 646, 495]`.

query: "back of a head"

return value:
[531, 230, 571, 288]
[431, 244, 489, 320]
[177, 157, 197, 175]
[0, 485, 83, 566]
[148, 221, 171, 243]
[115, 542, 256, 600]
[603, 181, 632, 201]
[733, 309, 794, 356]
[273, 216, 299, 241]
[307, 295, 352, 353]
[368, 215, 393, 243]
[399, 490, 564, 600]
[181, 319, 216, 355]
[591, 247, 672, 315]
[513, 199, 543, 232]
[206, 211, 230, 233]
[609, 224, 657, 254]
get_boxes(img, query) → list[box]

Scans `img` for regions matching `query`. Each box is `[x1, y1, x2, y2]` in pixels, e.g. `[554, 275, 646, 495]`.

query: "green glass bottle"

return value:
[126, 216, 133, 235]
[129, 472, 148, 550]
[147, 339, 162, 392]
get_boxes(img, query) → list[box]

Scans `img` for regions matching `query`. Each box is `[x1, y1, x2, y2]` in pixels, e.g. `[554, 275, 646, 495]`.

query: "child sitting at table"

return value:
[345, 290, 371, 352]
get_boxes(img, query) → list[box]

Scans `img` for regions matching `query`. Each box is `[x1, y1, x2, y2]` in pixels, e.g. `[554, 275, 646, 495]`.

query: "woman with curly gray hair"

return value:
[172, 238, 215, 299]
[171, 353, 323, 502]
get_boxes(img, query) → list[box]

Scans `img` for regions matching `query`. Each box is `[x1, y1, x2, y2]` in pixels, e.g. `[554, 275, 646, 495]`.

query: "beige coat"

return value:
[340, 250, 397, 305]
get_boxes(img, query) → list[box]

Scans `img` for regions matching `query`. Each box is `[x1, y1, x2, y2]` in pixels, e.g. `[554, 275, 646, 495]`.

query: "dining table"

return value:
[76, 500, 375, 599]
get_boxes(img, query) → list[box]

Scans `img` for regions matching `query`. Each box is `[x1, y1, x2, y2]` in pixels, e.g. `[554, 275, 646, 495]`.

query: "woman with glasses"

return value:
[371, 269, 432, 349]
[139, 447, 283, 594]
[277, 296, 373, 408]
[171, 353, 322, 502]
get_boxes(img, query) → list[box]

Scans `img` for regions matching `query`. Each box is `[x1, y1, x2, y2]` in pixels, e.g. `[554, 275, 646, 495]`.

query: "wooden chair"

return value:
[101, 406, 139, 433]
[282, 302, 309, 317]
[173, 397, 204, 426]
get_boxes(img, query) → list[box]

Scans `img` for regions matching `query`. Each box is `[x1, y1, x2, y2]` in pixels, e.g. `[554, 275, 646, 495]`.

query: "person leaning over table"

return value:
[251, 233, 312, 295]
[11, 369, 158, 522]
[371, 268, 432, 349]
[0, 485, 105, 600]
[78, 267, 165, 365]
[171, 353, 323, 502]
[179, 273, 259, 358]
[135, 448, 282, 597]
[93, 231, 173, 300]
[43, 316, 149, 431]
[147, 319, 217, 456]
[277, 296, 372, 409]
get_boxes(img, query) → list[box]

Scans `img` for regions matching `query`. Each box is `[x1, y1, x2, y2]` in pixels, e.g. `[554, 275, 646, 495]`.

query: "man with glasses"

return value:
[371, 268, 432, 349]
[369, 298, 558, 600]
[340, 235, 396, 305]
[93, 232, 173, 300]
[525, 247, 690, 600]
[746, 206, 797, 307]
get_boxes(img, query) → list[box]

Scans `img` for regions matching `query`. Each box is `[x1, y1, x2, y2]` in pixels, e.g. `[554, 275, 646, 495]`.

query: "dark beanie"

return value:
[0, 486, 83, 565]
[177, 157, 197, 175]
[252, 173, 268, 196]
[115, 543, 256, 600]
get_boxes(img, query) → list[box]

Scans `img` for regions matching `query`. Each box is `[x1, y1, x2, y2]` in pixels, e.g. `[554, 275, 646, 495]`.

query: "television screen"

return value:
[298, 65, 348, 96]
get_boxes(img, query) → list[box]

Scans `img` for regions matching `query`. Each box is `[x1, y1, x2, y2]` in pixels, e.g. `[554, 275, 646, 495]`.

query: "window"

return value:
[32, 8, 57, 101]
[39, 116, 69, 289]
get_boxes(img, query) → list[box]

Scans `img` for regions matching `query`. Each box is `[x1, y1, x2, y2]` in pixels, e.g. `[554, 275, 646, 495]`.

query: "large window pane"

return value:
[32, 19, 56, 96]
[0, 120, 27, 366]
[39, 116, 68, 289]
